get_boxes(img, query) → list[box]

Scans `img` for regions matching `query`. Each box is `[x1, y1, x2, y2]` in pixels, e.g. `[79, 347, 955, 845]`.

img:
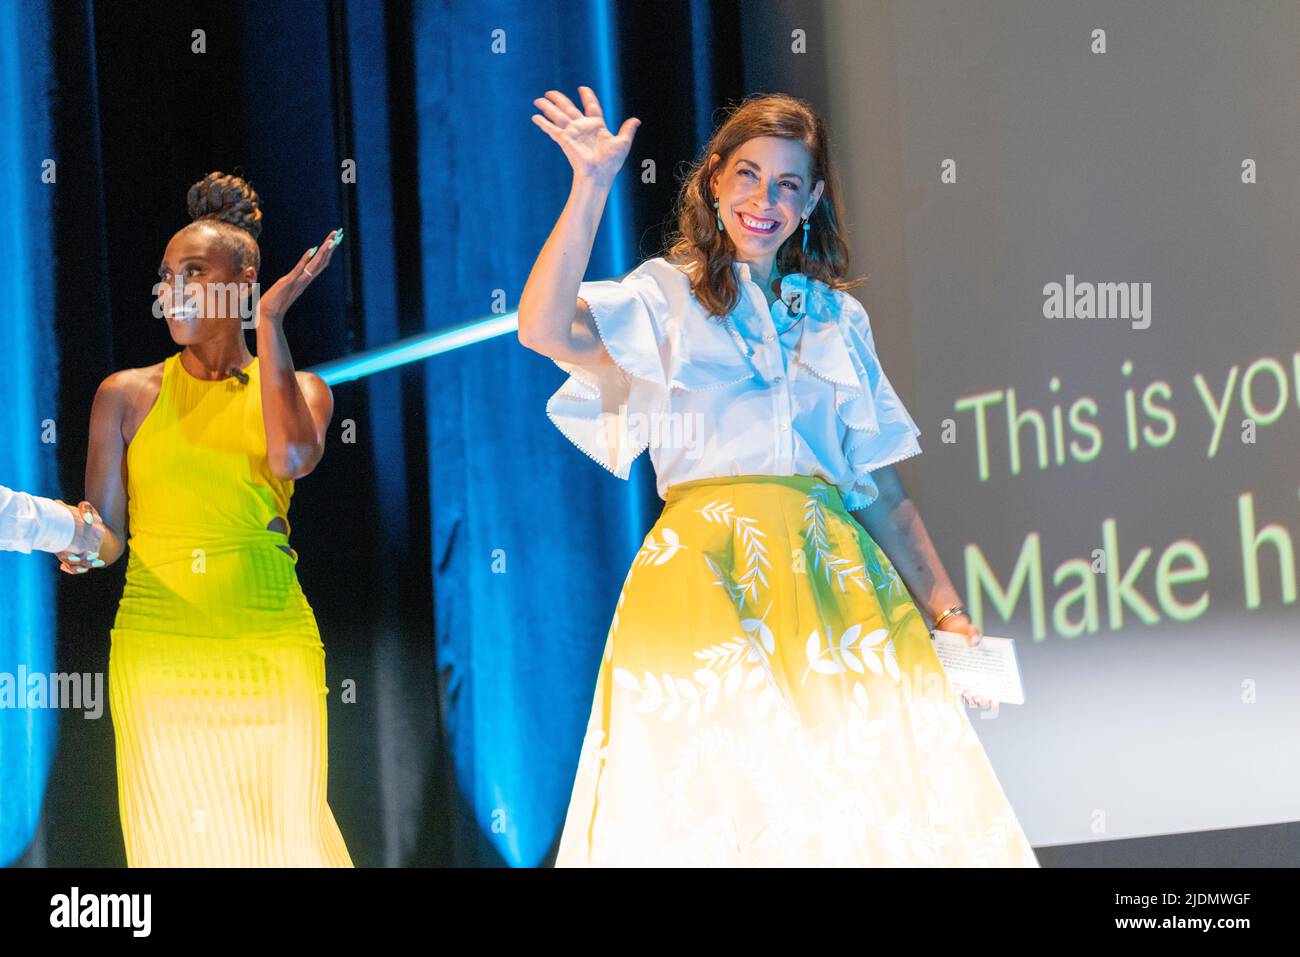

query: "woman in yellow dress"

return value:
[520, 89, 1039, 866]
[62, 172, 352, 866]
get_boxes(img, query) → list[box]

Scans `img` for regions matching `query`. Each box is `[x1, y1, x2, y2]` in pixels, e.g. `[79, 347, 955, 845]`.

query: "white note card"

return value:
[931, 630, 1025, 705]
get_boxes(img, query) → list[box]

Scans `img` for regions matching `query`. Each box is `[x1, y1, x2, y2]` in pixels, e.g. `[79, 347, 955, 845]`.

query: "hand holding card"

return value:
[932, 630, 1025, 705]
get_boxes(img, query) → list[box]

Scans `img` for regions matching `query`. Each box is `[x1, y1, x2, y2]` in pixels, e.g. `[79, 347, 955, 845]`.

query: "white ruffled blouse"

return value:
[544, 256, 922, 510]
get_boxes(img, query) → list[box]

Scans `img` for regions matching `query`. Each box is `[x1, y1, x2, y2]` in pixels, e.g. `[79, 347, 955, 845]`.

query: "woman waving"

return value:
[521, 88, 1037, 867]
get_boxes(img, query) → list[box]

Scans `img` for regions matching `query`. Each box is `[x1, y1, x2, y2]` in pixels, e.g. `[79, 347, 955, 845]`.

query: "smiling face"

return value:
[708, 135, 825, 281]
[155, 224, 256, 345]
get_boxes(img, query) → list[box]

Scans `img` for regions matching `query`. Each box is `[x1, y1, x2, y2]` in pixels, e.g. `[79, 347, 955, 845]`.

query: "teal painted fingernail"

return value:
[67, 553, 81, 561]
[76, 566, 88, 573]
[86, 551, 99, 560]
[330, 228, 343, 248]
[308, 246, 318, 257]
[82, 510, 95, 524]
[91, 558, 105, 567]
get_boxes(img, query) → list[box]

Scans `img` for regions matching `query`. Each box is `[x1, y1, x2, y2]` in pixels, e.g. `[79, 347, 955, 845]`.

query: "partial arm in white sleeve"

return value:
[0, 484, 76, 554]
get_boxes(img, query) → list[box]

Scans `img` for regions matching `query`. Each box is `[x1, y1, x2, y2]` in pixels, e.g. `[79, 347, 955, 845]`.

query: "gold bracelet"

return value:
[932, 605, 966, 631]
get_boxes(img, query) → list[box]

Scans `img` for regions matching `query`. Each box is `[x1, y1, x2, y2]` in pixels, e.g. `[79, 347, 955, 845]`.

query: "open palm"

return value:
[532, 86, 640, 186]
[257, 228, 341, 324]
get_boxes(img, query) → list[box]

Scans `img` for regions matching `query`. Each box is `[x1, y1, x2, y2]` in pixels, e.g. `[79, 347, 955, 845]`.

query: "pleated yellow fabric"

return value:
[556, 474, 1038, 867]
[108, 351, 352, 867]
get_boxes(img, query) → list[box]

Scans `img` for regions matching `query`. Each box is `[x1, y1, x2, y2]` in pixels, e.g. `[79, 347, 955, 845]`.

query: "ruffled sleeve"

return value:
[835, 296, 922, 510]
[544, 261, 672, 478]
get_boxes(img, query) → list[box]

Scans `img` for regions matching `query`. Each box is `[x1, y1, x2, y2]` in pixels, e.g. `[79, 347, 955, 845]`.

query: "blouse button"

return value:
[763, 333, 776, 342]
[772, 374, 784, 384]
[780, 420, 790, 431]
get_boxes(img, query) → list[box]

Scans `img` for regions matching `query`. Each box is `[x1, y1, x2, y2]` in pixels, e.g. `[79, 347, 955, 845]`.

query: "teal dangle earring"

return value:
[796, 209, 813, 319]
[713, 196, 724, 232]
[800, 211, 811, 310]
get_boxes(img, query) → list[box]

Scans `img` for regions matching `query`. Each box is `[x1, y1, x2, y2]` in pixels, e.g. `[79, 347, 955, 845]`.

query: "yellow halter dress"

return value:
[108, 350, 352, 866]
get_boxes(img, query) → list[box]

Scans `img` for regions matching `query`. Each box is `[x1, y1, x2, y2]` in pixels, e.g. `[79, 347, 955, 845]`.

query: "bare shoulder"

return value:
[98, 362, 164, 405]
[99, 362, 166, 443]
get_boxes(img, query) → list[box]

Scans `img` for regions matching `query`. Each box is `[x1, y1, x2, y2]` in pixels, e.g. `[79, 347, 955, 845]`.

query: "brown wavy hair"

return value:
[664, 92, 864, 319]
[183, 170, 262, 274]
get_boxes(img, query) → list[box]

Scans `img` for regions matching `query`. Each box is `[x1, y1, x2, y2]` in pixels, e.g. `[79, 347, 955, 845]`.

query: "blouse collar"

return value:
[731, 261, 862, 389]
[667, 258, 865, 400]
[797, 288, 862, 388]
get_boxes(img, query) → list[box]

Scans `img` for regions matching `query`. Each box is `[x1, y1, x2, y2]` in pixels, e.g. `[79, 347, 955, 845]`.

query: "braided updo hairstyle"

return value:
[184, 171, 262, 274]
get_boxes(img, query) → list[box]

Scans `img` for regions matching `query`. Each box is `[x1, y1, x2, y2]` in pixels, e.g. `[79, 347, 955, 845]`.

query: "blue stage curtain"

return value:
[412, 0, 668, 866]
[337, 0, 445, 867]
[0, 0, 59, 867]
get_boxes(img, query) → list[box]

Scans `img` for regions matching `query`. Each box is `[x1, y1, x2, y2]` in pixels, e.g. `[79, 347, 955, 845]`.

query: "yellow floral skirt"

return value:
[108, 629, 353, 867]
[555, 474, 1038, 867]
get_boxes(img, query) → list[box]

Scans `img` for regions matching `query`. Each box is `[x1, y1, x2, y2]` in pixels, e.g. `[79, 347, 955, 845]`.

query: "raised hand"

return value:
[531, 86, 640, 187]
[257, 227, 344, 326]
